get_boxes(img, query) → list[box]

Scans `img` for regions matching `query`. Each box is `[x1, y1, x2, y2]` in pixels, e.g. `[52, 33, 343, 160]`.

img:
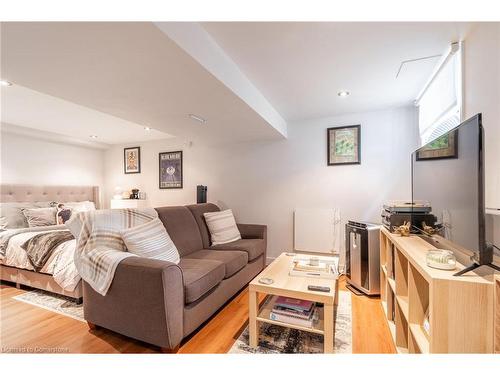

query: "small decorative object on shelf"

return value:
[129, 188, 140, 199]
[426, 249, 456, 270]
[113, 186, 123, 200]
[393, 221, 411, 237]
[421, 221, 436, 235]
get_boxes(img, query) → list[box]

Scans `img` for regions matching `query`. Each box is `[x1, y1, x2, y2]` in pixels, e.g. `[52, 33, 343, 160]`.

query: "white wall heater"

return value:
[293, 208, 342, 254]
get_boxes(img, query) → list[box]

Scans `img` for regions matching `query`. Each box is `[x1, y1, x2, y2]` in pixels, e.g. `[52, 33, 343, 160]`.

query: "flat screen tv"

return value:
[411, 113, 499, 275]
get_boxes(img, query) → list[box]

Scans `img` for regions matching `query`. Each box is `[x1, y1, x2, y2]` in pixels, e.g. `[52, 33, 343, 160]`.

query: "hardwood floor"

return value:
[0, 277, 395, 354]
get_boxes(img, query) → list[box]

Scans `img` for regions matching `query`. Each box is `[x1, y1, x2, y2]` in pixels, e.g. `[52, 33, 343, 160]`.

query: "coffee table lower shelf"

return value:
[256, 295, 325, 335]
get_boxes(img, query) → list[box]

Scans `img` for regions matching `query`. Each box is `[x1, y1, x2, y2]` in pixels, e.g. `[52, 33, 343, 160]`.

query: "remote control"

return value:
[308, 285, 330, 292]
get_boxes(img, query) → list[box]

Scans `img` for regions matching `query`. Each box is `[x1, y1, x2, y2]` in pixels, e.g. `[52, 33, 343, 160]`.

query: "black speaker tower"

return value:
[197, 185, 207, 204]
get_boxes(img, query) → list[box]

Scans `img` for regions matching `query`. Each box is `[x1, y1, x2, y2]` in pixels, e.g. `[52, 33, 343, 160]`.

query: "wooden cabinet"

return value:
[380, 227, 495, 353]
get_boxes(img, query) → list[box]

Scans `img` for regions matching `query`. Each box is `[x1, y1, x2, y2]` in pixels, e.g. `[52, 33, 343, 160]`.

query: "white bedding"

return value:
[0, 228, 81, 291]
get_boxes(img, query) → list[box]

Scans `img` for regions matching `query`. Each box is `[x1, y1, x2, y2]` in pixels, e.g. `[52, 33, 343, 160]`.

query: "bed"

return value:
[0, 185, 100, 302]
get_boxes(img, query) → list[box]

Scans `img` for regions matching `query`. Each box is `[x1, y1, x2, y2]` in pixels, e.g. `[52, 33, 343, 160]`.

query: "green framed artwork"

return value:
[416, 130, 458, 161]
[327, 125, 361, 165]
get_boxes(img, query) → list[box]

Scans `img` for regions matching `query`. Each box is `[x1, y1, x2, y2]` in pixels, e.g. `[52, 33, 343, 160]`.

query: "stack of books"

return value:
[269, 296, 317, 328]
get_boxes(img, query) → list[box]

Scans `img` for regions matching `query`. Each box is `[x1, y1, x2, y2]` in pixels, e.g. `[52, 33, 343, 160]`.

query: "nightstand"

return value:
[110, 199, 149, 209]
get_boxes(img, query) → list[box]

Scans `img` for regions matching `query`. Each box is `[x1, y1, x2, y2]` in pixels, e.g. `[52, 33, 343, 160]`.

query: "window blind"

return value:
[416, 43, 462, 145]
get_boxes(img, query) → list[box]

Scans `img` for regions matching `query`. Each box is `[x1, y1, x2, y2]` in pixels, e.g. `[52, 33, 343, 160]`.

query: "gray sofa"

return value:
[83, 203, 267, 352]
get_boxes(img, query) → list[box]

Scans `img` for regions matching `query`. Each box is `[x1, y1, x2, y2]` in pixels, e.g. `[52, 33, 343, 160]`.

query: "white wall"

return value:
[104, 106, 418, 260]
[1, 130, 104, 189]
[464, 23, 500, 245]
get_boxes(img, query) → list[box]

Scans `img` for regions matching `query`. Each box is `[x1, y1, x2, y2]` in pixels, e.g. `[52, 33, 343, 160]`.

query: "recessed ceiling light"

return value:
[90, 135, 98, 139]
[144, 126, 152, 131]
[0, 80, 13, 87]
[189, 114, 207, 124]
[338, 90, 350, 97]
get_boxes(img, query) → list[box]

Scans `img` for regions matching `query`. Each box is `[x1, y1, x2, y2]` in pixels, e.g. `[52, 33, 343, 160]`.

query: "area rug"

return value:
[229, 290, 352, 354]
[12, 290, 84, 322]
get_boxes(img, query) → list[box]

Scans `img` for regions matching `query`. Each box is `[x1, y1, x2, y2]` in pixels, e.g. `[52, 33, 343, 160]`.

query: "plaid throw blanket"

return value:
[68, 208, 158, 296]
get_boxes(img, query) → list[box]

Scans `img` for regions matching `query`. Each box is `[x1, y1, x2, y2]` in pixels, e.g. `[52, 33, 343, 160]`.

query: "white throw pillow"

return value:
[203, 209, 242, 245]
[121, 218, 180, 264]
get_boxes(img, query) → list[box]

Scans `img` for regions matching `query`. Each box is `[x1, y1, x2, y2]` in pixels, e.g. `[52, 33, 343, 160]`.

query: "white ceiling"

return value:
[1, 84, 172, 145]
[1, 22, 476, 146]
[1, 22, 284, 145]
[202, 22, 473, 121]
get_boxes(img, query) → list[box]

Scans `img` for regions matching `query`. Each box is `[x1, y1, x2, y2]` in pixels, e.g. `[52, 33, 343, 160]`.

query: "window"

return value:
[416, 42, 462, 145]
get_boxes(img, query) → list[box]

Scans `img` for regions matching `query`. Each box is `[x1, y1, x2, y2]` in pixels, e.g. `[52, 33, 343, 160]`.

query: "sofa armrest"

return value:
[237, 223, 267, 240]
[83, 257, 184, 350]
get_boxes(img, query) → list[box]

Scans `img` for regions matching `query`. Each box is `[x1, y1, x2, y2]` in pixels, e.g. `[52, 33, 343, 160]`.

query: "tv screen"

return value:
[411, 114, 486, 261]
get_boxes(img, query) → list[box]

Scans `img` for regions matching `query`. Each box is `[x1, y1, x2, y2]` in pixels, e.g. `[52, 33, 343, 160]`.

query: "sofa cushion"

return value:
[178, 258, 225, 304]
[186, 203, 220, 248]
[210, 239, 265, 262]
[203, 209, 242, 245]
[155, 206, 204, 257]
[184, 249, 248, 279]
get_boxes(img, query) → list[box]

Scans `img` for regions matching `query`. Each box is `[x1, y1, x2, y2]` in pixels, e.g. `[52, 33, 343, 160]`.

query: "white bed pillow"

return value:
[203, 209, 241, 245]
[121, 218, 180, 264]
[64, 201, 96, 212]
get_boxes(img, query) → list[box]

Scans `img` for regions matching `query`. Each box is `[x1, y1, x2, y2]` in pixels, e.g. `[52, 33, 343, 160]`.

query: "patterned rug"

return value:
[229, 290, 352, 354]
[12, 290, 84, 322]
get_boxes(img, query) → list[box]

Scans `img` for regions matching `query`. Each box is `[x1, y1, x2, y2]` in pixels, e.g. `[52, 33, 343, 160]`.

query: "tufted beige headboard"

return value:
[0, 185, 100, 208]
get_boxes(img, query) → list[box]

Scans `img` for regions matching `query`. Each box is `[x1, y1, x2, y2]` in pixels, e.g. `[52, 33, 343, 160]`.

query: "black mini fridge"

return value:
[345, 221, 380, 295]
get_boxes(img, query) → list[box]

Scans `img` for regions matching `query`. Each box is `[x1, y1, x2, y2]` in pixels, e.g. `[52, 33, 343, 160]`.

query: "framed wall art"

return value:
[327, 125, 361, 165]
[124, 146, 141, 174]
[416, 130, 458, 161]
[159, 151, 183, 189]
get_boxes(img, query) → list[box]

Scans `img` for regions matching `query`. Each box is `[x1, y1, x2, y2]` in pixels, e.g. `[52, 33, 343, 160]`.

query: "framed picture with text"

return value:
[159, 151, 183, 189]
[124, 146, 141, 174]
[327, 125, 361, 165]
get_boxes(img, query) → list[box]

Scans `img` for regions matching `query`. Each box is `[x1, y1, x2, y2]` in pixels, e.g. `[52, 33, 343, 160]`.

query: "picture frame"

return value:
[159, 151, 183, 189]
[416, 130, 458, 161]
[327, 125, 361, 165]
[124, 146, 141, 174]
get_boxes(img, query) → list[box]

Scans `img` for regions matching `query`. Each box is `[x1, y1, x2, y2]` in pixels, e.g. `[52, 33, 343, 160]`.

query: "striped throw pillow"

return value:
[203, 209, 241, 245]
[121, 218, 180, 264]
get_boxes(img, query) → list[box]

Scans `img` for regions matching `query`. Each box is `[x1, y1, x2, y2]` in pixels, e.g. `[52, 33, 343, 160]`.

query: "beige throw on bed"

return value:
[68, 208, 158, 296]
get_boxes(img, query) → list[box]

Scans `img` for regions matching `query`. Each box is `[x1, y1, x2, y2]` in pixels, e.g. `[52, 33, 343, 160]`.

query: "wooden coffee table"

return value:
[248, 252, 339, 353]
